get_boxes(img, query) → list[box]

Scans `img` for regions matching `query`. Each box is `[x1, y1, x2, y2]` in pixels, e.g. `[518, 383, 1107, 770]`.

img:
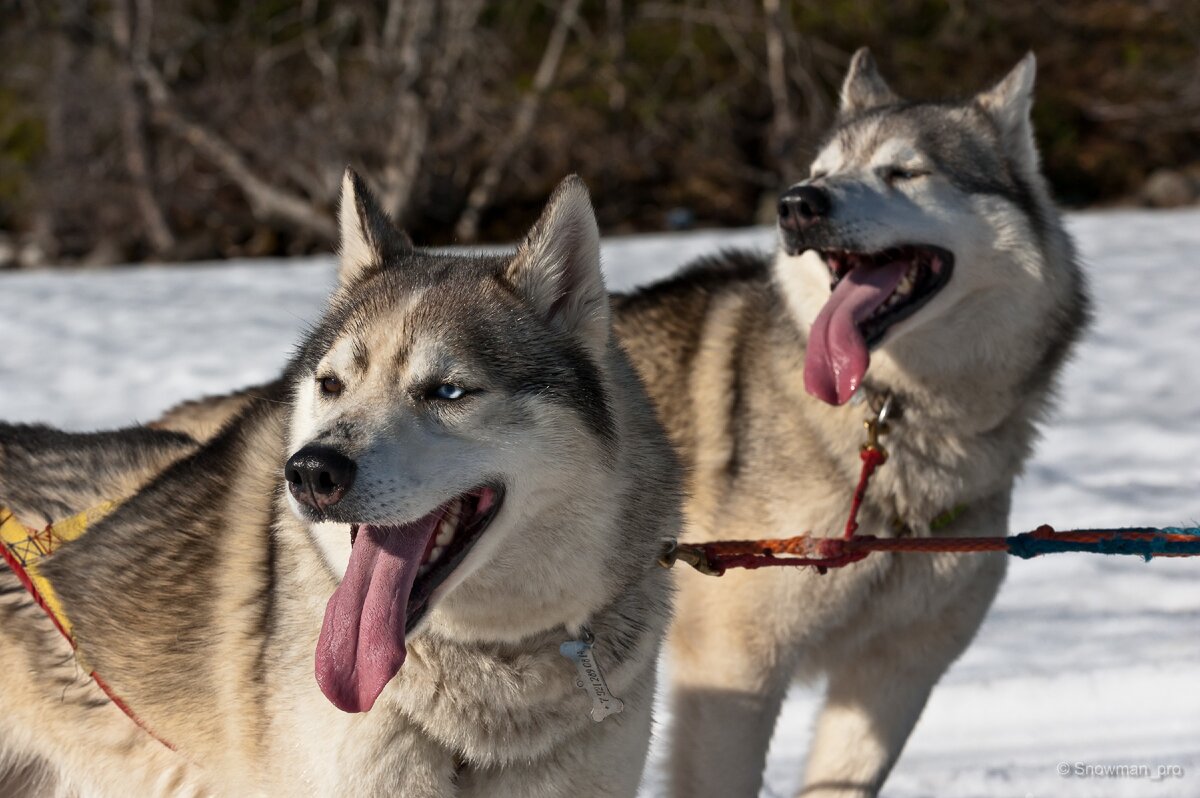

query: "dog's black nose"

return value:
[778, 184, 831, 231]
[286, 446, 356, 510]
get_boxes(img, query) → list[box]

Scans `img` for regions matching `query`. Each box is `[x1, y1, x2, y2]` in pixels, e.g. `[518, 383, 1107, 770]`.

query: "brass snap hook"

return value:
[862, 394, 893, 460]
[657, 541, 722, 576]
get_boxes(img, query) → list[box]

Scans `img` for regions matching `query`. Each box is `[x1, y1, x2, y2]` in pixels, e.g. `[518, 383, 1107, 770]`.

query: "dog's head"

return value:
[284, 170, 617, 712]
[775, 49, 1084, 406]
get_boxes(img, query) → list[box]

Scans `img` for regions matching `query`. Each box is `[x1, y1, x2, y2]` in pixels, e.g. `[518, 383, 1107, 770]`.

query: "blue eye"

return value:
[431, 383, 467, 401]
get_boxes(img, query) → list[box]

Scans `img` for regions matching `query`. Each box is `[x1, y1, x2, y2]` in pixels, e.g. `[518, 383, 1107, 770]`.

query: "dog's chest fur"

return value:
[615, 253, 1042, 535]
[232, 511, 664, 794]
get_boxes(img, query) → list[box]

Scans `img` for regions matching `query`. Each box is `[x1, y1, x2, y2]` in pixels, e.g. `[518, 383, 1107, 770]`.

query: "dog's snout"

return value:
[286, 445, 357, 510]
[778, 184, 831, 231]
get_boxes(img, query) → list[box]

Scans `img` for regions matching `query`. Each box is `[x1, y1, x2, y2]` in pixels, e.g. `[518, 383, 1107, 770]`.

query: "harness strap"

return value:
[0, 505, 175, 750]
[657, 399, 1200, 576]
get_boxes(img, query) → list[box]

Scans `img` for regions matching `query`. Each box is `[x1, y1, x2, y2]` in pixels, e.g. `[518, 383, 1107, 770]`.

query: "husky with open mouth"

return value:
[614, 50, 1090, 796]
[0, 173, 681, 796]
[134, 48, 1089, 798]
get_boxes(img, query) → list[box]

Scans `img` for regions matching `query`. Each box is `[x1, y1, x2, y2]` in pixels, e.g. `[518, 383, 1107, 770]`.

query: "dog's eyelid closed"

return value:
[882, 164, 931, 182]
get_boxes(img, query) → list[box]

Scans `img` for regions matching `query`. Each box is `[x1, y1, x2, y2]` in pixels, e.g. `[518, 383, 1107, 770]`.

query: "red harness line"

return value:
[661, 420, 1200, 576]
[0, 511, 176, 750]
[689, 519, 1200, 575]
[842, 440, 887, 541]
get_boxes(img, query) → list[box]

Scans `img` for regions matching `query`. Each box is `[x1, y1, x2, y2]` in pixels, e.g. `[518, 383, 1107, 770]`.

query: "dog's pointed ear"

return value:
[337, 167, 410, 287]
[976, 53, 1039, 171]
[839, 48, 899, 116]
[506, 175, 608, 354]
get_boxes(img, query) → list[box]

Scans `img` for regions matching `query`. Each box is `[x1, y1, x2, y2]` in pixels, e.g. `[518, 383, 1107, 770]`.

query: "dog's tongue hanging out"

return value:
[803, 261, 909, 405]
[314, 516, 438, 713]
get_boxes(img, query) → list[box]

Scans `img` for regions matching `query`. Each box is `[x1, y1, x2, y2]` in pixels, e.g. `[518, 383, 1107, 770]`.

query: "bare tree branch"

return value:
[604, 0, 627, 111]
[137, 60, 335, 241]
[376, 0, 433, 222]
[762, 0, 796, 170]
[112, 0, 175, 254]
[455, 0, 583, 242]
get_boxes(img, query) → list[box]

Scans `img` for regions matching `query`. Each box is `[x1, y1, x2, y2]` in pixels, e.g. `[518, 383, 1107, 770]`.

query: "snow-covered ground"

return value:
[2, 211, 1198, 797]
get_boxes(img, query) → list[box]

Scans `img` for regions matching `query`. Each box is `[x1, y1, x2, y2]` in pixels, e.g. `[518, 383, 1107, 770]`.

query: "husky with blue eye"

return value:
[0, 172, 681, 797]
[147, 48, 1090, 798]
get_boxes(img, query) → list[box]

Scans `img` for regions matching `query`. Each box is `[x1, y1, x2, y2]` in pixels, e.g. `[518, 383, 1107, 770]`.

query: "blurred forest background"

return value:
[1, 0, 1198, 267]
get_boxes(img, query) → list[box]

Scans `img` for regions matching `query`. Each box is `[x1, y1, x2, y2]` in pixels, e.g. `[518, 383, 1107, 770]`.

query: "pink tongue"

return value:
[804, 262, 909, 405]
[315, 516, 440, 713]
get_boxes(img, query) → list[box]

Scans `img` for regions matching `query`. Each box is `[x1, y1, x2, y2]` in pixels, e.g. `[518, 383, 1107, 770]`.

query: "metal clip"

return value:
[862, 394, 893, 461]
[657, 540, 722, 576]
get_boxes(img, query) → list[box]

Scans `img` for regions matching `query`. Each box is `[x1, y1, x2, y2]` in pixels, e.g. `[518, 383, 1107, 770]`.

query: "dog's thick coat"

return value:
[613, 50, 1088, 797]
[0, 173, 681, 797]
[145, 50, 1089, 798]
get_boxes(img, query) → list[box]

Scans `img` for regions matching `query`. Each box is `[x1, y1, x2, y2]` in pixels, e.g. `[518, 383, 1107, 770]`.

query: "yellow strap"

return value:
[0, 502, 118, 637]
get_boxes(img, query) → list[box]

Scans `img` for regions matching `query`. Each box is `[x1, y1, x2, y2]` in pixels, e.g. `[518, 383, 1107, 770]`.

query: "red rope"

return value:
[666, 432, 1200, 575]
[1, 525, 74, 643]
[1, 515, 175, 750]
[844, 444, 886, 540]
[684, 524, 1200, 575]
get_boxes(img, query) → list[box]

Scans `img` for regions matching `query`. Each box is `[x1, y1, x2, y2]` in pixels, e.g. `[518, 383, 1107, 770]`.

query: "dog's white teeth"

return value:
[436, 519, 455, 547]
[418, 563, 432, 576]
[436, 501, 461, 547]
[429, 545, 446, 564]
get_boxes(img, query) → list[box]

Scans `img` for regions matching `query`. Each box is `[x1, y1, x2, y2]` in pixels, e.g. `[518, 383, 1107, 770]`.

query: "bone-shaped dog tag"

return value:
[560, 633, 624, 722]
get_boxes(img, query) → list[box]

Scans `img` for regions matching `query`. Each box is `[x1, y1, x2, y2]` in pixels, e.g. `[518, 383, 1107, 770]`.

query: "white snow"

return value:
[2, 211, 1198, 796]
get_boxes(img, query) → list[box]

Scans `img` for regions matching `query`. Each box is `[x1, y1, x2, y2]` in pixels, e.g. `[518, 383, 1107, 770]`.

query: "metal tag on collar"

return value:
[863, 394, 894, 460]
[559, 628, 625, 722]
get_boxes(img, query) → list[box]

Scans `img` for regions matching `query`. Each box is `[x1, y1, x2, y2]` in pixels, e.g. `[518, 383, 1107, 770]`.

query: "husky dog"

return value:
[0, 172, 681, 796]
[613, 50, 1089, 796]
[146, 50, 1088, 798]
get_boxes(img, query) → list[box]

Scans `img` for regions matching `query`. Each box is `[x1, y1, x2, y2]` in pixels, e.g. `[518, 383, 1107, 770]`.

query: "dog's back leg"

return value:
[0, 424, 197, 525]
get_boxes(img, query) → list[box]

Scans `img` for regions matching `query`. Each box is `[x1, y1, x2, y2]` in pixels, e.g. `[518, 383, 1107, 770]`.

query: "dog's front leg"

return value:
[668, 567, 801, 798]
[800, 552, 1006, 797]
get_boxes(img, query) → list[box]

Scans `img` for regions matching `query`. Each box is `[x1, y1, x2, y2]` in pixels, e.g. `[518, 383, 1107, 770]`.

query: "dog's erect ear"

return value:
[337, 167, 410, 287]
[976, 53, 1039, 172]
[839, 48, 899, 116]
[506, 175, 608, 355]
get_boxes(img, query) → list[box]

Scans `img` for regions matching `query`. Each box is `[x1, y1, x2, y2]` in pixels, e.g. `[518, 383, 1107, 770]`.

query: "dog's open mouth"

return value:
[315, 485, 504, 714]
[805, 245, 953, 406]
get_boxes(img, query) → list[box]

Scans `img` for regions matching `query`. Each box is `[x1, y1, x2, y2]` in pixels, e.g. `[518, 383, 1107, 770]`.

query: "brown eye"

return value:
[318, 376, 344, 397]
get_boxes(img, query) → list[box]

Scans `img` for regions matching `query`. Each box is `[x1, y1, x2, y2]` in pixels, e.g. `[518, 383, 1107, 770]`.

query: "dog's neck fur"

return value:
[40, 378, 672, 789]
[773, 283, 1073, 529]
[264, 353, 675, 780]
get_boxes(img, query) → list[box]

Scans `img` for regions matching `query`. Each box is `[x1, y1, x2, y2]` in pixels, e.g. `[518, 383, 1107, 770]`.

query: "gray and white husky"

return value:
[613, 49, 1089, 796]
[0, 172, 681, 796]
[146, 49, 1089, 798]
